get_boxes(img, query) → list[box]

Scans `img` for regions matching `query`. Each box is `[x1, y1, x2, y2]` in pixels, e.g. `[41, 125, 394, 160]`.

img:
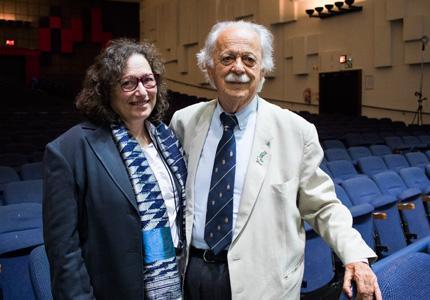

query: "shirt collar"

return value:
[214, 95, 259, 130]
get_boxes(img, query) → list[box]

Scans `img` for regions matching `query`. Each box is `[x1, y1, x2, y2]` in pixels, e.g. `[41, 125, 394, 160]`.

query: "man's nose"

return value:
[231, 57, 245, 74]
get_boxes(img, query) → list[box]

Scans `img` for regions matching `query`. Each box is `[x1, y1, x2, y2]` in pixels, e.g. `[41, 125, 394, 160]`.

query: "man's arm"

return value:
[297, 123, 380, 299]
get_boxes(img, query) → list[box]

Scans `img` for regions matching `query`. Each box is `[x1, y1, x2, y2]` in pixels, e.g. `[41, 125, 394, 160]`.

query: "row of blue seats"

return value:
[322, 154, 430, 183]
[0, 162, 43, 205]
[323, 135, 430, 153]
[0, 202, 51, 299]
[302, 170, 430, 296]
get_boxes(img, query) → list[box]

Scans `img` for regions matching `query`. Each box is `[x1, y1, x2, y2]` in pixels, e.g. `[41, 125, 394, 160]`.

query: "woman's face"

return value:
[111, 53, 157, 125]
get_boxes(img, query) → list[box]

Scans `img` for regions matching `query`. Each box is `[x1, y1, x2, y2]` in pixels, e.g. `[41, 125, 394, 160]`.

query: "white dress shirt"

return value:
[192, 96, 259, 249]
[142, 142, 179, 247]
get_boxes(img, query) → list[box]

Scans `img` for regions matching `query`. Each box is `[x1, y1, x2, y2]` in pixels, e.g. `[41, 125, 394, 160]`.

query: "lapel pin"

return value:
[256, 151, 268, 165]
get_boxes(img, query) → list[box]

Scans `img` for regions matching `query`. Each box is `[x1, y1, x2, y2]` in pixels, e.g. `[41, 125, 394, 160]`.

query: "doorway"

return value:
[319, 70, 362, 116]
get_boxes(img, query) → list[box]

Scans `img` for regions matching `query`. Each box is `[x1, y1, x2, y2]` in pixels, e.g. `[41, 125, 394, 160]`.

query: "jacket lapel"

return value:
[232, 99, 273, 244]
[85, 126, 137, 212]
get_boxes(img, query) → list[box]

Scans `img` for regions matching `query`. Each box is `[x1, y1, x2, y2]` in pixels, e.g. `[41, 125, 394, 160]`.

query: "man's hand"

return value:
[343, 262, 382, 300]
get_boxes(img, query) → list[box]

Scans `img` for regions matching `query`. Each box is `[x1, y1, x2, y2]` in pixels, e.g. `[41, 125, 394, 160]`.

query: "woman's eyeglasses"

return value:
[119, 74, 158, 92]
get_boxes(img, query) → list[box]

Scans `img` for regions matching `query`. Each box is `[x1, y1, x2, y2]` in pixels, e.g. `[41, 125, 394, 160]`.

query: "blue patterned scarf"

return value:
[111, 121, 186, 300]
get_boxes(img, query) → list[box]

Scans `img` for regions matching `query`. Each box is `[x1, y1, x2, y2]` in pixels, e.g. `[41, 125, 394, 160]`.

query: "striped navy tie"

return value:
[204, 112, 238, 255]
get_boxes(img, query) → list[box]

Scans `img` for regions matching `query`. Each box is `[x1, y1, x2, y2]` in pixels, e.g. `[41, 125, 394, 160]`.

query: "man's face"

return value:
[207, 27, 264, 113]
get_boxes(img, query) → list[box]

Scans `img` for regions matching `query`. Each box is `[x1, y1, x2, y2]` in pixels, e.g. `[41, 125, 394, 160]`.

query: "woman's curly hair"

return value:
[75, 38, 168, 126]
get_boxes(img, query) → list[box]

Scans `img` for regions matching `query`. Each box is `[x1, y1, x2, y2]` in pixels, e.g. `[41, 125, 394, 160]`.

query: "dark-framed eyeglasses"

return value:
[119, 73, 158, 92]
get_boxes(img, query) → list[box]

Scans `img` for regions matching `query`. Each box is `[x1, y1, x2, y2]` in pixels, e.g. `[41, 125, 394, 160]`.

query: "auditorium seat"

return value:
[373, 171, 430, 242]
[20, 162, 43, 180]
[0, 166, 21, 204]
[326, 160, 366, 182]
[301, 223, 336, 295]
[348, 146, 372, 164]
[383, 154, 410, 172]
[369, 145, 392, 157]
[341, 176, 408, 257]
[325, 148, 352, 162]
[3, 179, 43, 205]
[405, 152, 430, 175]
[335, 184, 375, 249]
[322, 139, 346, 149]
[384, 136, 411, 153]
[357, 156, 388, 177]
[374, 252, 430, 299]
[402, 135, 428, 151]
[0, 203, 44, 300]
[29, 245, 53, 300]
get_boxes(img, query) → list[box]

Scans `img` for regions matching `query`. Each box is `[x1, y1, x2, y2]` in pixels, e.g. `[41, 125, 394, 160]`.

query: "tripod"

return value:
[411, 36, 428, 126]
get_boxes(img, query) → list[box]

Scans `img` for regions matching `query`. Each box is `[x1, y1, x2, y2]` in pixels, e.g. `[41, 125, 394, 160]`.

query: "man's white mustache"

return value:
[225, 73, 250, 83]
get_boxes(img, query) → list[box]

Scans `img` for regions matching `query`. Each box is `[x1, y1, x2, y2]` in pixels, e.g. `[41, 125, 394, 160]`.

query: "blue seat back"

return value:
[327, 160, 359, 181]
[357, 156, 388, 177]
[342, 177, 407, 255]
[348, 146, 372, 162]
[325, 148, 352, 162]
[369, 144, 392, 156]
[405, 152, 429, 169]
[29, 245, 53, 300]
[20, 162, 43, 180]
[383, 154, 410, 172]
[301, 223, 334, 293]
[375, 252, 430, 299]
[400, 167, 430, 194]
[3, 179, 43, 205]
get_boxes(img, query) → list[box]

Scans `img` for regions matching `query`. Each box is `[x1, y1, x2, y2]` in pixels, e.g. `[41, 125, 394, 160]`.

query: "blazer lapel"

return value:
[85, 126, 137, 212]
[232, 99, 273, 243]
[185, 101, 216, 247]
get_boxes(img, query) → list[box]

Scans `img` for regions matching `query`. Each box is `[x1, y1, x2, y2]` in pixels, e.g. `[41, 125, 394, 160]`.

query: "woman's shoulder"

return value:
[47, 121, 106, 150]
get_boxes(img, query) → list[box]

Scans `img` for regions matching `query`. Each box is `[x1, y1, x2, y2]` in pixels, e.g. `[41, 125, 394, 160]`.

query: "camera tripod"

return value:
[411, 36, 428, 126]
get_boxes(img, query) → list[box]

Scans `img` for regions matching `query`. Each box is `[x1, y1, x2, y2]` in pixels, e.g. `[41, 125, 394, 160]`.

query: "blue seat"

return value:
[322, 139, 346, 149]
[405, 152, 430, 175]
[384, 136, 411, 153]
[0, 253, 37, 300]
[29, 245, 53, 300]
[369, 144, 392, 157]
[335, 184, 374, 249]
[0, 166, 21, 204]
[326, 160, 365, 182]
[373, 171, 430, 241]
[357, 156, 388, 177]
[402, 135, 428, 150]
[361, 132, 385, 146]
[399, 167, 430, 195]
[348, 146, 372, 164]
[0, 203, 43, 255]
[374, 252, 430, 299]
[341, 177, 408, 256]
[343, 133, 367, 147]
[0, 203, 44, 300]
[325, 148, 352, 162]
[383, 154, 410, 172]
[20, 162, 43, 180]
[301, 223, 335, 294]
[3, 179, 43, 205]
[417, 135, 430, 145]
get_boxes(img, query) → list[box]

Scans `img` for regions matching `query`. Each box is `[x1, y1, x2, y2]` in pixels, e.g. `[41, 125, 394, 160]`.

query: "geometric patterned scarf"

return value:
[111, 121, 182, 300]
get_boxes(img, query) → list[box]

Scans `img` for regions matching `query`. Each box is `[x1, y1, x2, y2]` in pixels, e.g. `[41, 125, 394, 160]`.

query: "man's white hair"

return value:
[196, 20, 274, 87]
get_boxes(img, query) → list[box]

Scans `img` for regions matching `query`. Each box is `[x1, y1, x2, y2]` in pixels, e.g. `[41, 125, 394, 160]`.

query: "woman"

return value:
[43, 38, 186, 299]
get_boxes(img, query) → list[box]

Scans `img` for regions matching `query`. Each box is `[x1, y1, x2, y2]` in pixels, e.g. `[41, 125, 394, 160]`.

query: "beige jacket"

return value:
[170, 98, 376, 300]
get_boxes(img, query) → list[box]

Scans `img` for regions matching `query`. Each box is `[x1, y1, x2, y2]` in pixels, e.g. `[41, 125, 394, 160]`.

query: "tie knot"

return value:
[220, 112, 238, 130]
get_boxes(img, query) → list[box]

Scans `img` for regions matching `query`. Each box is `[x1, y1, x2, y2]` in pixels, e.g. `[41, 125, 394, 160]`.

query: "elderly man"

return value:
[170, 20, 381, 300]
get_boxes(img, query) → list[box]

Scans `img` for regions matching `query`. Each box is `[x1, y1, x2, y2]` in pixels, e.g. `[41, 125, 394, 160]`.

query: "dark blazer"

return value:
[43, 122, 185, 299]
